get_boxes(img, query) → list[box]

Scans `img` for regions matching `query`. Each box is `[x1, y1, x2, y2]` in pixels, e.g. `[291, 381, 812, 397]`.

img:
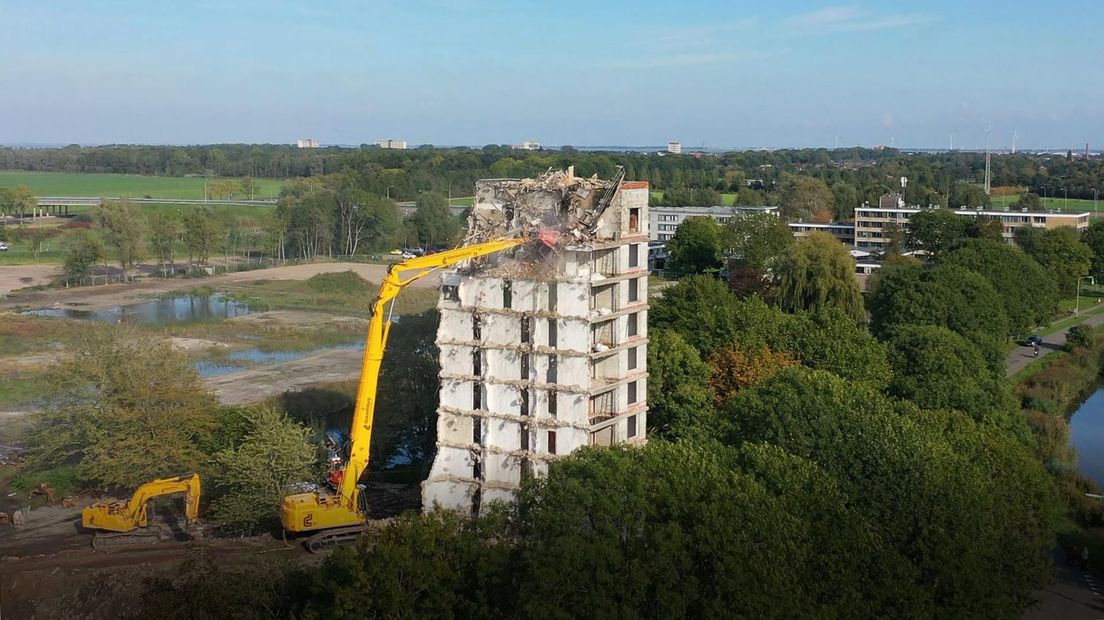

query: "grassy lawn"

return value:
[449, 196, 474, 207]
[216, 271, 439, 317]
[650, 191, 738, 206]
[0, 171, 285, 200]
[989, 194, 1099, 213]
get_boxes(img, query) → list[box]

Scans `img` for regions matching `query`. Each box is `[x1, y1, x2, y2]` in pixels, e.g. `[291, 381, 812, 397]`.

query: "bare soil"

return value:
[0, 261, 439, 312]
[0, 265, 61, 296]
[204, 347, 364, 405]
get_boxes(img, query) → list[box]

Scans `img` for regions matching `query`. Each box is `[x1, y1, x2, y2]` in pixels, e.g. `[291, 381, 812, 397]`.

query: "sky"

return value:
[2, 1, 1103, 149]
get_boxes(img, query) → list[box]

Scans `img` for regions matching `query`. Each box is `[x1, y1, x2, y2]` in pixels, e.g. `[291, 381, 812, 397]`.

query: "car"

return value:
[1025, 335, 1043, 346]
[401, 251, 417, 259]
[389, 249, 402, 255]
[0, 242, 7, 252]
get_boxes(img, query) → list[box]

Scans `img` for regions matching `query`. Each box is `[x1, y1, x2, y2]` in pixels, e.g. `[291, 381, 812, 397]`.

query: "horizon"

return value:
[4, 1, 1103, 148]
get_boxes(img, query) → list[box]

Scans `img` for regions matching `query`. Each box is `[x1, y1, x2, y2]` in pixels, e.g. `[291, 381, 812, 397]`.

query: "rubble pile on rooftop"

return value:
[460, 168, 617, 279]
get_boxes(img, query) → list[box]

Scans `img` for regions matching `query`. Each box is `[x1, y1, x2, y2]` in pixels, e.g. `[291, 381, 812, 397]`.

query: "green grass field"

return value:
[650, 191, 738, 206]
[0, 171, 285, 200]
[989, 194, 1099, 213]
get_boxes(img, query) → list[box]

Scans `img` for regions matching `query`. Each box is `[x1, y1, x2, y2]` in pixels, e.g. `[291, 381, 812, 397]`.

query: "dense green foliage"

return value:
[664, 216, 724, 275]
[1018, 226, 1094, 296]
[776, 232, 864, 322]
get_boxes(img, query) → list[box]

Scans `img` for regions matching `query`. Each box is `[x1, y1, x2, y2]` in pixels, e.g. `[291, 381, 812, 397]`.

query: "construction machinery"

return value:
[281, 237, 528, 551]
[81, 474, 201, 548]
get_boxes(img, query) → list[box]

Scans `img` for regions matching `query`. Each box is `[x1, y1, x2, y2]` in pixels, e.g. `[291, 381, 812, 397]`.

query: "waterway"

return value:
[23, 294, 252, 325]
[1070, 388, 1104, 486]
[194, 341, 364, 378]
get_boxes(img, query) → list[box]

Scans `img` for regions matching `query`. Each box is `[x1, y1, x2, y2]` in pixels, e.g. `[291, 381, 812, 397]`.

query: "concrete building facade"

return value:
[650, 205, 778, 241]
[853, 205, 1090, 250]
[788, 221, 856, 245]
[423, 171, 649, 515]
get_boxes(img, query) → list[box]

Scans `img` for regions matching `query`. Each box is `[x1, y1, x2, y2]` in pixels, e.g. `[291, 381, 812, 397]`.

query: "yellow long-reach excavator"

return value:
[281, 237, 529, 551]
[82, 474, 201, 548]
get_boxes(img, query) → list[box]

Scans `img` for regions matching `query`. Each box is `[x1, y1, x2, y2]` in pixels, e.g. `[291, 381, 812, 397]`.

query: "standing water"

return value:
[1069, 388, 1104, 486]
[23, 294, 252, 325]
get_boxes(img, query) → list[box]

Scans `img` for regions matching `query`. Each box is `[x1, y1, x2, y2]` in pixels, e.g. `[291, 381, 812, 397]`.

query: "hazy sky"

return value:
[3, 1, 1102, 149]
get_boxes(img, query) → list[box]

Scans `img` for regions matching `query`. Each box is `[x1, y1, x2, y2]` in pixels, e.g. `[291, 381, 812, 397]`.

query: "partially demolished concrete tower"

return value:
[422, 169, 649, 515]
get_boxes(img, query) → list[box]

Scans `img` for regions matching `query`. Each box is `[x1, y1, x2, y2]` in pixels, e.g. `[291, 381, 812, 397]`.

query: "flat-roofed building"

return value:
[788, 221, 856, 245]
[650, 205, 778, 241]
[853, 206, 1090, 250]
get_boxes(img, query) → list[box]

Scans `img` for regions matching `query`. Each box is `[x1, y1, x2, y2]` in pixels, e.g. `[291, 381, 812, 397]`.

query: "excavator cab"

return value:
[82, 474, 201, 548]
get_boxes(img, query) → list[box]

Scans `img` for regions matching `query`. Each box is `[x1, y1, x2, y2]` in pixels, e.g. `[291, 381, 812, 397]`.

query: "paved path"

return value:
[1006, 306, 1104, 378]
[1025, 548, 1104, 619]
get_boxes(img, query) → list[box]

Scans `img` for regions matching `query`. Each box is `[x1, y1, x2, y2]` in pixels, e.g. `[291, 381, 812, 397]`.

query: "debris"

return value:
[28, 483, 56, 504]
[11, 509, 25, 527]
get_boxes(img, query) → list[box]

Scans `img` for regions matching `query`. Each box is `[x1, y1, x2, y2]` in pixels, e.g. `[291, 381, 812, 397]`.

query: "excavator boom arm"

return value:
[336, 237, 526, 511]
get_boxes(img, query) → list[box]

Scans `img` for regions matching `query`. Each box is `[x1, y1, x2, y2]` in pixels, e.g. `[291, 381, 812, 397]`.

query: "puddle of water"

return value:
[23, 294, 252, 325]
[1070, 388, 1104, 486]
[193, 341, 364, 378]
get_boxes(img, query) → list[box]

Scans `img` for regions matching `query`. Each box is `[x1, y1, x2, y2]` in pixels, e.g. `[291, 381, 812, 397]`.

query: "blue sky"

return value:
[2, 1, 1102, 148]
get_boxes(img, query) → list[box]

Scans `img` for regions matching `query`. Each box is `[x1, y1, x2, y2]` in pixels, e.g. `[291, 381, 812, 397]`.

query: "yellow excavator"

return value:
[281, 237, 530, 551]
[82, 474, 201, 549]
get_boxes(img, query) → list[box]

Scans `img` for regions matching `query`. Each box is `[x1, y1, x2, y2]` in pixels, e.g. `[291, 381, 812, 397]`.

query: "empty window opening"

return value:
[521, 353, 530, 380]
[520, 389, 530, 416]
[629, 208, 640, 233]
[628, 380, 638, 405]
[547, 356, 558, 383]
[443, 285, 459, 302]
[521, 316, 531, 344]
[472, 314, 482, 340]
[627, 414, 638, 438]
[548, 282, 558, 312]
[629, 244, 640, 268]
[547, 319, 557, 347]
[547, 430, 557, 455]
[503, 280, 513, 308]
[473, 418, 482, 444]
[473, 386, 482, 410]
[628, 278, 639, 303]
[548, 390, 557, 417]
[472, 351, 482, 376]
[520, 423, 530, 450]
[627, 313, 639, 337]
[628, 347, 638, 370]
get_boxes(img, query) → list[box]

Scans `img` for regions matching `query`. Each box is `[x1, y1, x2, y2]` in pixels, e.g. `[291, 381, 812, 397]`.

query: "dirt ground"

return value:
[0, 265, 61, 297]
[204, 347, 364, 405]
[0, 261, 439, 312]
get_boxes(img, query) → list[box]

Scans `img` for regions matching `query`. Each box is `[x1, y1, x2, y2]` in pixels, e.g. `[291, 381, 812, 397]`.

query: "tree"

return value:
[649, 275, 744, 355]
[1082, 219, 1104, 277]
[956, 184, 991, 209]
[777, 173, 834, 220]
[26, 227, 50, 263]
[1013, 192, 1042, 211]
[239, 176, 257, 200]
[707, 345, 797, 406]
[61, 230, 104, 282]
[410, 192, 459, 247]
[23, 326, 217, 489]
[336, 191, 399, 256]
[940, 239, 1057, 337]
[147, 212, 180, 276]
[182, 207, 221, 264]
[883, 325, 1020, 432]
[831, 181, 860, 220]
[645, 329, 716, 440]
[1019, 226, 1093, 296]
[209, 407, 319, 535]
[966, 215, 1003, 240]
[723, 367, 1054, 617]
[776, 232, 864, 322]
[724, 212, 793, 273]
[906, 208, 970, 255]
[665, 216, 724, 275]
[1065, 324, 1095, 351]
[97, 200, 145, 280]
[9, 184, 37, 217]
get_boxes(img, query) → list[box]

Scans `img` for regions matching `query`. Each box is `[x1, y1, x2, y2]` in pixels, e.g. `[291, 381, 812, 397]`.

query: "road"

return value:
[1025, 548, 1104, 619]
[1006, 307, 1104, 377]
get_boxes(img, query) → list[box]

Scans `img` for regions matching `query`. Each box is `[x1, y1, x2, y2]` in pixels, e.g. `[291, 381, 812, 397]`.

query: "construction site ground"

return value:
[0, 261, 432, 617]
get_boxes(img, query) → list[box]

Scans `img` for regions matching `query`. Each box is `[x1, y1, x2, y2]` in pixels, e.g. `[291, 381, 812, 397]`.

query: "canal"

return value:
[1070, 388, 1104, 486]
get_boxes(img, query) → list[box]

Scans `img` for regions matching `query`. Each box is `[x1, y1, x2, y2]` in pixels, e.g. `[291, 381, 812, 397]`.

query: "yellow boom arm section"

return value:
[81, 474, 201, 533]
[281, 237, 526, 534]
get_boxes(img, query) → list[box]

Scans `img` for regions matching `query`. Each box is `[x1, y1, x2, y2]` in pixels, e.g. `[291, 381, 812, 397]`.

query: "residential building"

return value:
[649, 205, 778, 241]
[512, 141, 541, 151]
[296, 138, 320, 148]
[424, 171, 649, 516]
[667, 141, 682, 154]
[376, 139, 408, 149]
[853, 205, 1090, 250]
[788, 221, 856, 245]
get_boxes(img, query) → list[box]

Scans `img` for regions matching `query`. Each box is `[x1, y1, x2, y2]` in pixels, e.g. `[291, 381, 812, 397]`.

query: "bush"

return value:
[1066, 324, 1095, 351]
[306, 271, 372, 295]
